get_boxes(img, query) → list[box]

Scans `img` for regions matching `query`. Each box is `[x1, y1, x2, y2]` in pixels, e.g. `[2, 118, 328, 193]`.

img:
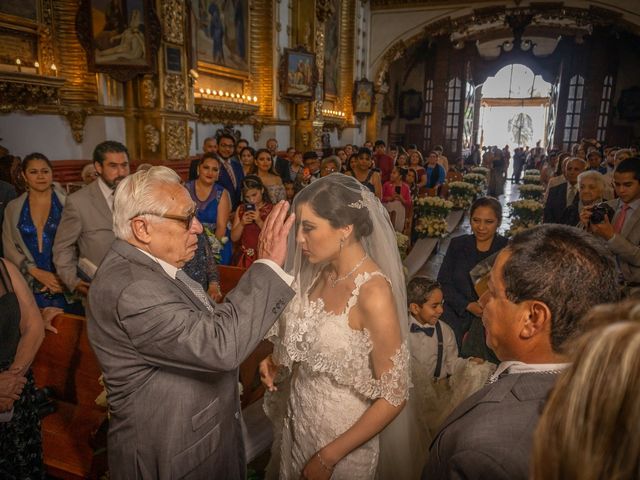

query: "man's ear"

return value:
[131, 218, 152, 245]
[409, 303, 420, 316]
[520, 301, 552, 339]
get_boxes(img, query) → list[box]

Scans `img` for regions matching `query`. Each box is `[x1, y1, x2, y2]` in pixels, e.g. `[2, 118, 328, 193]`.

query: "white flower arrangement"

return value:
[518, 184, 545, 201]
[508, 199, 544, 225]
[522, 174, 542, 185]
[462, 173, 487, 193]
[470, 166, 490, 177]
[396, 231, 409, 259]
[414, 216, 449, 239]
[448, 181, 477, 210]
[414, 196, 453, 219]
[524, 169, 541, 176]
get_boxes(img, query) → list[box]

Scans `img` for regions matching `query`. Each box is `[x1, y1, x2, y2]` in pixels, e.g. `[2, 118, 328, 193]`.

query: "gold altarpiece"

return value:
[0, 0, 357, 160]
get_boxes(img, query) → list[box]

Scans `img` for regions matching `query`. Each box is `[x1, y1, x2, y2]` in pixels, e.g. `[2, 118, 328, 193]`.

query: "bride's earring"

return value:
[339, 237, 344, 253]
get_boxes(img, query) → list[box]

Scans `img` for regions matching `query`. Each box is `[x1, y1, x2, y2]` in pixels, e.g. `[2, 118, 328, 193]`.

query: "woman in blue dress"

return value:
[1, 153, 82, 313]
[184, 153, 233, 265]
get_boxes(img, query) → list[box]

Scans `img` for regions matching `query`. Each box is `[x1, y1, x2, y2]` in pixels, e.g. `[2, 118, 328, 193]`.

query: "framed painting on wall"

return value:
[0, 0, 38, 23]
[353, 79, 374, 115]
[191, 0, 249, 77]
[76, 0, 161, 82]
[323, 0, 340, 99]
[279, 46, 318, 103]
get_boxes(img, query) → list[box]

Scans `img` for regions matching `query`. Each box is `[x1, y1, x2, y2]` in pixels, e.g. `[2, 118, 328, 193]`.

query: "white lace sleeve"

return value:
[369, 341, 411, 407]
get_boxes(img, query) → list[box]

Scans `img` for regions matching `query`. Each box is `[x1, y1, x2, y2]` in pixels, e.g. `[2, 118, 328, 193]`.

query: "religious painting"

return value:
[353, 79, 374, 115]
[323, 0, 340, 99]
[76, 0, 161, 81]
[0, 0, 38, 22]
[191, 0, 249, 75]
[279, 47, 318, 102]
[399, 89, 423, 120]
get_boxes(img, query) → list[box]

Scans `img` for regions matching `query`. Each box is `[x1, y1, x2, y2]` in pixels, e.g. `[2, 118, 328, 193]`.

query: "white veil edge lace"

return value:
[282, 174, 424, 480]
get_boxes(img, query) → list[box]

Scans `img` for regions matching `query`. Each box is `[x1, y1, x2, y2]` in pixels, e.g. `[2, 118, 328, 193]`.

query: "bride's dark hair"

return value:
[295, 173, 373, 240]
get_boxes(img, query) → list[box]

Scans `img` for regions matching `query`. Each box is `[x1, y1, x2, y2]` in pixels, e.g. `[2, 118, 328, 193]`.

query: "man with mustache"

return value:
[54, 140, 130, 296]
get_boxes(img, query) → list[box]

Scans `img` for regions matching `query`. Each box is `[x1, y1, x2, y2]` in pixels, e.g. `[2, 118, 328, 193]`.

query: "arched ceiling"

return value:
[370, 1, 640, 88]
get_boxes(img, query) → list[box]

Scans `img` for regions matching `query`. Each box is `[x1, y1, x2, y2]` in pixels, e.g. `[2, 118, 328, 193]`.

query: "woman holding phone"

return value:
[230, 175, 273, 268]
[382, 166, 412, 232]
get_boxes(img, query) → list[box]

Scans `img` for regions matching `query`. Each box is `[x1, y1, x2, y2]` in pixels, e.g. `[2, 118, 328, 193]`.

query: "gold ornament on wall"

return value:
[162, 0, 185, 45]
[164, 74, 186, 111]
[141, 75, 158, 108]
[143, 124, 160, 152]
[60, 107, 93, 144]
[166, 120, 188, 160]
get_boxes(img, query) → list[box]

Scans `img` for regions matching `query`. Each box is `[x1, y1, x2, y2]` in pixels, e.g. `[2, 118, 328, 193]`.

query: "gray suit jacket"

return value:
[87, 240, 294, 480]
[607, 199, 640, 285]
[53, 179, 114, 290]
[422, 372, 557, 480]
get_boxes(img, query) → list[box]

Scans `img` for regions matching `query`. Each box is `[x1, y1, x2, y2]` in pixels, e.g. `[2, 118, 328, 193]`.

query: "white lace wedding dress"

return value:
[264, 271, 410, 479]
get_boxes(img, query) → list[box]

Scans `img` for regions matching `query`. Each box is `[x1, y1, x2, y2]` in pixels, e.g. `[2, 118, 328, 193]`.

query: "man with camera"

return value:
[580, 157, 640, 297]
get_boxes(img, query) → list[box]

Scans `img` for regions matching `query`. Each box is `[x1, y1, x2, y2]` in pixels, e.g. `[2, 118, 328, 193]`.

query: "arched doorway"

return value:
[478, 63, 552, 154]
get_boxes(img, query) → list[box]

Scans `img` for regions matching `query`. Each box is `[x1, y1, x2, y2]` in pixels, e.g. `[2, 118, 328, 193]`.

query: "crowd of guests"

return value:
[1, 133, 640, 479]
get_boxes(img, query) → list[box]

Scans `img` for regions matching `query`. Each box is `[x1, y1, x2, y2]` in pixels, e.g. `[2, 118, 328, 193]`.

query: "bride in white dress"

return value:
[260, 174, 421, 479]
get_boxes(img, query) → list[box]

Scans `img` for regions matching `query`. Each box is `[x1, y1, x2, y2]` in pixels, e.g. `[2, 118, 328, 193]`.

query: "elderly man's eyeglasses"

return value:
[132, 210, 197, 230]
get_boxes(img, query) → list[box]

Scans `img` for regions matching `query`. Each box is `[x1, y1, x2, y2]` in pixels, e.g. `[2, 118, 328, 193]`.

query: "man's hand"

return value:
[579, 205, 593, 228]
[257, 200, 295, 267]
[75, 280, 90, 296]
[466, 301, 483, 317]
[590, 214, 615, 240]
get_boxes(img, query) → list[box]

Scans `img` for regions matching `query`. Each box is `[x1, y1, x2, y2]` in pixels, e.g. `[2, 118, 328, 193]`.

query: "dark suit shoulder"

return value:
[548, 182, 567, 197]
[448, 234, 476, 251]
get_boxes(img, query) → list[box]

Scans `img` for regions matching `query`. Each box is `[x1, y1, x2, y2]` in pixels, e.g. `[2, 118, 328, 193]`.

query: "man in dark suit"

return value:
[266, 137, 291, 183]
[543, 157, 586, 223]
[423, 224, 619, 480]
[216, 133, 245, 209]
[88, 166, 295, 479]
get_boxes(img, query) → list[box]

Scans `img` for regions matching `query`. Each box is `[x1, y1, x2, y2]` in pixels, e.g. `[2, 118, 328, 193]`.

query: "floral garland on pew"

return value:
[414, 196, 453, 238]
[470, 166, 490, 177]
[506, 199, 544, 237]
[396, 231, 410, 260]
[518, 184, 545, 201]
[448, 181, 477, 210]
[522, 169, 542, 185]
[462, 173, 487, 194]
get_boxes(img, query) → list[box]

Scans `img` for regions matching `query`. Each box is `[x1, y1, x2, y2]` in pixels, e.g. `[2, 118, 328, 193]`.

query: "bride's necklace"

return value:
[328, 253, 368, 287]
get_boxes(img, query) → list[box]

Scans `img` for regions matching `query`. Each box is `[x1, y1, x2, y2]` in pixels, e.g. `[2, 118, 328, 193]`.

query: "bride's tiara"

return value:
[348, 189, 376, 209]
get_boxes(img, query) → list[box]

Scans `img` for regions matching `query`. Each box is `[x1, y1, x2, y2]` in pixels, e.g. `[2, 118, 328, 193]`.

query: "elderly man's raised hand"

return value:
[258, 200, 295, 267]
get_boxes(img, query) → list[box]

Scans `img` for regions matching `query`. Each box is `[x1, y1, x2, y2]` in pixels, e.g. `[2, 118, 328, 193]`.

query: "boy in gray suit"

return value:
[423, 225, 619, 480]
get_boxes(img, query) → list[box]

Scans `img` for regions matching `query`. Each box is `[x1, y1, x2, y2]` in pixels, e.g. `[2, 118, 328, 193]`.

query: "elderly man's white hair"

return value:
[577, 170, 606, 193]
[113, 165, 182, 240]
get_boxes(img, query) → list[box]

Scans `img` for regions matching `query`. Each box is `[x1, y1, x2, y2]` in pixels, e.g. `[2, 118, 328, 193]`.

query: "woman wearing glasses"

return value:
[184, 153, 232, 265]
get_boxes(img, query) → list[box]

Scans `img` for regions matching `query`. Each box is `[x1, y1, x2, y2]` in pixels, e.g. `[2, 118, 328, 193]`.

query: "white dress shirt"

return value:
[408, 316, 465, 381]
[97, 177, 115, 212]
[488, 360, 570, 383]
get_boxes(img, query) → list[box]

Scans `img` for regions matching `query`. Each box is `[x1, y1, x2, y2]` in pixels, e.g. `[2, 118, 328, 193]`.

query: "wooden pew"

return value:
[31, 313, 107, 479]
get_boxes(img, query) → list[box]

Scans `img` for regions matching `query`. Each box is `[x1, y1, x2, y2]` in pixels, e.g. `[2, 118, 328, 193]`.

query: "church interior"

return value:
[1, 0, 639, 479]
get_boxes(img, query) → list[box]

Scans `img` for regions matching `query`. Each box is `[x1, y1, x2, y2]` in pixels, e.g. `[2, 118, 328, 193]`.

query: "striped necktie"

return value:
[176, 270, 214, 313]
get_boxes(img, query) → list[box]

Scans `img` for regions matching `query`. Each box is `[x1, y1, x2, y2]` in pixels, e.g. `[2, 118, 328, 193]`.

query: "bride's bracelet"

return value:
[316, 452, 334, 472]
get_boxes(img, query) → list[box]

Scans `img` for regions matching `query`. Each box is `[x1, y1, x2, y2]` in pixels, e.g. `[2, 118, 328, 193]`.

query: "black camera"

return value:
[590, 202, 615, 224]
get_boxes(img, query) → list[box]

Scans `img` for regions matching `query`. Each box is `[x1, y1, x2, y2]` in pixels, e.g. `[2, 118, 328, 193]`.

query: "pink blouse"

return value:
[382, 181, 412, 207]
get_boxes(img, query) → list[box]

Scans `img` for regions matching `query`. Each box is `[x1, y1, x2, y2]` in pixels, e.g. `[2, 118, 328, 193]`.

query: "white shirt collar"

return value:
[135, 247, 179, 279]
[488, 360, 570, 383]
[97, 177, 114, 211]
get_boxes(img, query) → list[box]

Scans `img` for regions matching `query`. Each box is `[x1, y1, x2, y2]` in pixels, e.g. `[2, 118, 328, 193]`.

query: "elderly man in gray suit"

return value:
[87, 166, 295, 480]
[423, 225, 620, 480]
[53, 140, 130, 295]
[581, 156, 640, 297]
